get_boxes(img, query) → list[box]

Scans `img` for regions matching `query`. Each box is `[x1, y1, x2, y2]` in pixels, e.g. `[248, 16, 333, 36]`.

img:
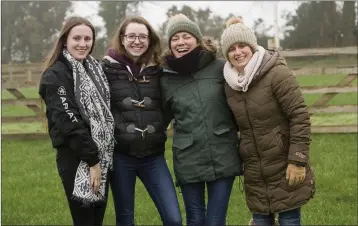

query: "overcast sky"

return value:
[70, 1, 301, 37]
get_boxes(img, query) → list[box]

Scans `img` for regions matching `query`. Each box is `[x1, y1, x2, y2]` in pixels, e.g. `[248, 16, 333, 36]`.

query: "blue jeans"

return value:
[180, 176, 235, 226]
[252, 208, 301, 226]
[110, 152, 182, 226]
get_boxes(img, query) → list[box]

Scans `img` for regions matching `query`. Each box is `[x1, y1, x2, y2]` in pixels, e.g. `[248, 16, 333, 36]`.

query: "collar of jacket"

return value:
[163, 46, 215, 75]
[102, 56, 161, 76]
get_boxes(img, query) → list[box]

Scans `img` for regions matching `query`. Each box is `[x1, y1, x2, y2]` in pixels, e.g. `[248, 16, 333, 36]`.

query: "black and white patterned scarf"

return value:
[62, 49, 115, 204]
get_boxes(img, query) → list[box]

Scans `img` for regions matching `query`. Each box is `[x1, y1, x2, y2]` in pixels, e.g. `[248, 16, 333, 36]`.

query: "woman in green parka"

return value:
[220, 17, 316, 226]
[160, 14, 243, 226]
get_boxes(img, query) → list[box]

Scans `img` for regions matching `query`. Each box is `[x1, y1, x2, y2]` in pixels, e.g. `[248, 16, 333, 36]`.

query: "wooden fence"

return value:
[280, 46, 358, 57]
[1, 46, 357, 140]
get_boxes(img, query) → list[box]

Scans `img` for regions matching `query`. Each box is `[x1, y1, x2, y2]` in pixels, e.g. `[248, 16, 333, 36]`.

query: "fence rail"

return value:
[280, 46, 358, 57]
[291, 66, 357, 76]
[2, 98, 41, 106]
[308, 105, 357, 114]
[301, 85, 357, 94]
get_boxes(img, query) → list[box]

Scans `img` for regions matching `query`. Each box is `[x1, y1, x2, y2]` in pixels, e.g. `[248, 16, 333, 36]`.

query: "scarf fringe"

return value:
[70, 195, 106, 207]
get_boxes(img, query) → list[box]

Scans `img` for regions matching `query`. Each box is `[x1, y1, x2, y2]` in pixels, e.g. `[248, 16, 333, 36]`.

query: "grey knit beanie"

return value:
[166, 14, 203, 43]
[220, 17, 258, 60]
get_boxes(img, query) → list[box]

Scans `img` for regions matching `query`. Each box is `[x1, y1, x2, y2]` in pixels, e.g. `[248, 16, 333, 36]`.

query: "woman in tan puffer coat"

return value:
[220, 17, 316, 226]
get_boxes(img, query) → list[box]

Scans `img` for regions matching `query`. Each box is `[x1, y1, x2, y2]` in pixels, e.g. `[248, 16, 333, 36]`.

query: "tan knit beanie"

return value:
[220, 17, 258, 60]
[166, 14, 203, 43]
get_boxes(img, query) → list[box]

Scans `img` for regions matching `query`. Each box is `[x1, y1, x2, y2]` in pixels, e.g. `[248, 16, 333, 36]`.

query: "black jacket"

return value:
[39, 55, 99, 166]
[101, 56, 167, 158]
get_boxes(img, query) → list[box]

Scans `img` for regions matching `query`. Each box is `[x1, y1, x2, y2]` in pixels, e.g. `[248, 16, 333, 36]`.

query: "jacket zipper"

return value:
[244, 96, 271, 212]
[196, 81, 216, 179]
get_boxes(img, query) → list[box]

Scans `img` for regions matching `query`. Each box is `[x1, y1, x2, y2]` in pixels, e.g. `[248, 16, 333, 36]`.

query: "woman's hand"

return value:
[89, 163, 101, 193]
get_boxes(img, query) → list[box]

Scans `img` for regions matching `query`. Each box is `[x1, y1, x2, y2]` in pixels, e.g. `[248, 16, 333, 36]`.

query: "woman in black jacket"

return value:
[39, 16, 115, 226]
[101, 16, 182, 226]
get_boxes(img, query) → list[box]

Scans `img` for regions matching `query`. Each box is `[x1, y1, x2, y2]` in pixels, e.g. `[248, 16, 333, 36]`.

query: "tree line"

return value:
[2, 1, 357, 63]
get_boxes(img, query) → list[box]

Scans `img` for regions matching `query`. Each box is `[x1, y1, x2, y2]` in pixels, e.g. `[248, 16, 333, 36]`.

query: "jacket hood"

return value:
[258, 49, 287, 76]
[251, 49, 288, 86]
[104, 48, 158, 68]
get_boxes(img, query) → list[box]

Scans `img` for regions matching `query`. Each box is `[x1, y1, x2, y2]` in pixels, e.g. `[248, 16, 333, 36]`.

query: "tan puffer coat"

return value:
[225, 49, 315, 214]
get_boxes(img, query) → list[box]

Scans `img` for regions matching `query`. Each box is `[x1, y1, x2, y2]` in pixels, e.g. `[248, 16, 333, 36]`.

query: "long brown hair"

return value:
[41, 16, 96, 130]
[42, 16, 96, 72]
[110, 16, 162, 65]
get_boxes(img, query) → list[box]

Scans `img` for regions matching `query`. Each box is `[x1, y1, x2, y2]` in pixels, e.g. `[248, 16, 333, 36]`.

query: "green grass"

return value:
[1, 122, 45, 134]
[1, 87, 41, 99]
[311, 113, 357, 125]
[296, 74, 358, 87]
[286, 55, 357, 68]
[2, 135, 357, 225]
[1, 73, 357, 224]
[303, 92, 357, 106]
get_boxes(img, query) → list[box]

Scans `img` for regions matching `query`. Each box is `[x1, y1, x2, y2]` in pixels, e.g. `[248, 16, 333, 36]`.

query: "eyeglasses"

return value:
[123, 34, 149, 43]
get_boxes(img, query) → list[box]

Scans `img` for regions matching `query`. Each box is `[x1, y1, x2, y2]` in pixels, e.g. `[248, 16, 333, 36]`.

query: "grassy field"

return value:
[2, 134, 357, 225]
[1, 73, 357, 225]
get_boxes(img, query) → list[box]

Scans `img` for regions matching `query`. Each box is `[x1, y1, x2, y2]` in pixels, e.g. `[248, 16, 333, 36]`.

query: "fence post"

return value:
[26, 61, 32, 83]
[8, 61, 13, 84]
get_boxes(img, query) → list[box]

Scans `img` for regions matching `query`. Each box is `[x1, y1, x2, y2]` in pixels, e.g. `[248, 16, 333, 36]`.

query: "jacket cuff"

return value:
[87, 156, 100, 167]
[288, 143, 309, 164]
[288, 160, 307, 167]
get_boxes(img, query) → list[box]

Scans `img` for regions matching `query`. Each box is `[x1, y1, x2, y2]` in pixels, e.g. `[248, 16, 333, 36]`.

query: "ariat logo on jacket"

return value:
[57, 86, 78, 123]
[57, 86, 66, 95]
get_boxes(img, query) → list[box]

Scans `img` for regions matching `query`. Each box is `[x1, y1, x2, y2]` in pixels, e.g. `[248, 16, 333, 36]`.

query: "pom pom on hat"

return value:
[220, 16, 257, 60]
[225, 16, 244, 28]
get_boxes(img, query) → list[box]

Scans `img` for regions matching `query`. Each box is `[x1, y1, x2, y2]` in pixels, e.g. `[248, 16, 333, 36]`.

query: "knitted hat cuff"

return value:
[220, 24, 258, 60]
[166, 16, 202, 43]
[167, 23, 202, 41]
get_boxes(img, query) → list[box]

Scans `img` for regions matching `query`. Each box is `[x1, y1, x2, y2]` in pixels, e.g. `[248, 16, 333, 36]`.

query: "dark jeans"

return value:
[252, 208, 301, 226]
[180, 176, 235, 226]
[56, 149, 109, 226]
[110, 152, 182, 226]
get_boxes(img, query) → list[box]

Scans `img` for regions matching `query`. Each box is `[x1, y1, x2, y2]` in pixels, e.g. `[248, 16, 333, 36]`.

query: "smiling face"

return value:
[227, 43, 253, 72]
[65, 24, 93, 62]
[121, 22, 149, 62]
[170, 32, 198, 58]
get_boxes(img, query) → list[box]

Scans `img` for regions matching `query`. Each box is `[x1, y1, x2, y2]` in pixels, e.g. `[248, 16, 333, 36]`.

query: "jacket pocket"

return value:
[173, 135, 193, 150]
[239, 140, 250, 161]
[271, 126, 289, 152]
[213, 127, 231, 135]
[172, 135, 194, 178]
[213, 126, 238, 146]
